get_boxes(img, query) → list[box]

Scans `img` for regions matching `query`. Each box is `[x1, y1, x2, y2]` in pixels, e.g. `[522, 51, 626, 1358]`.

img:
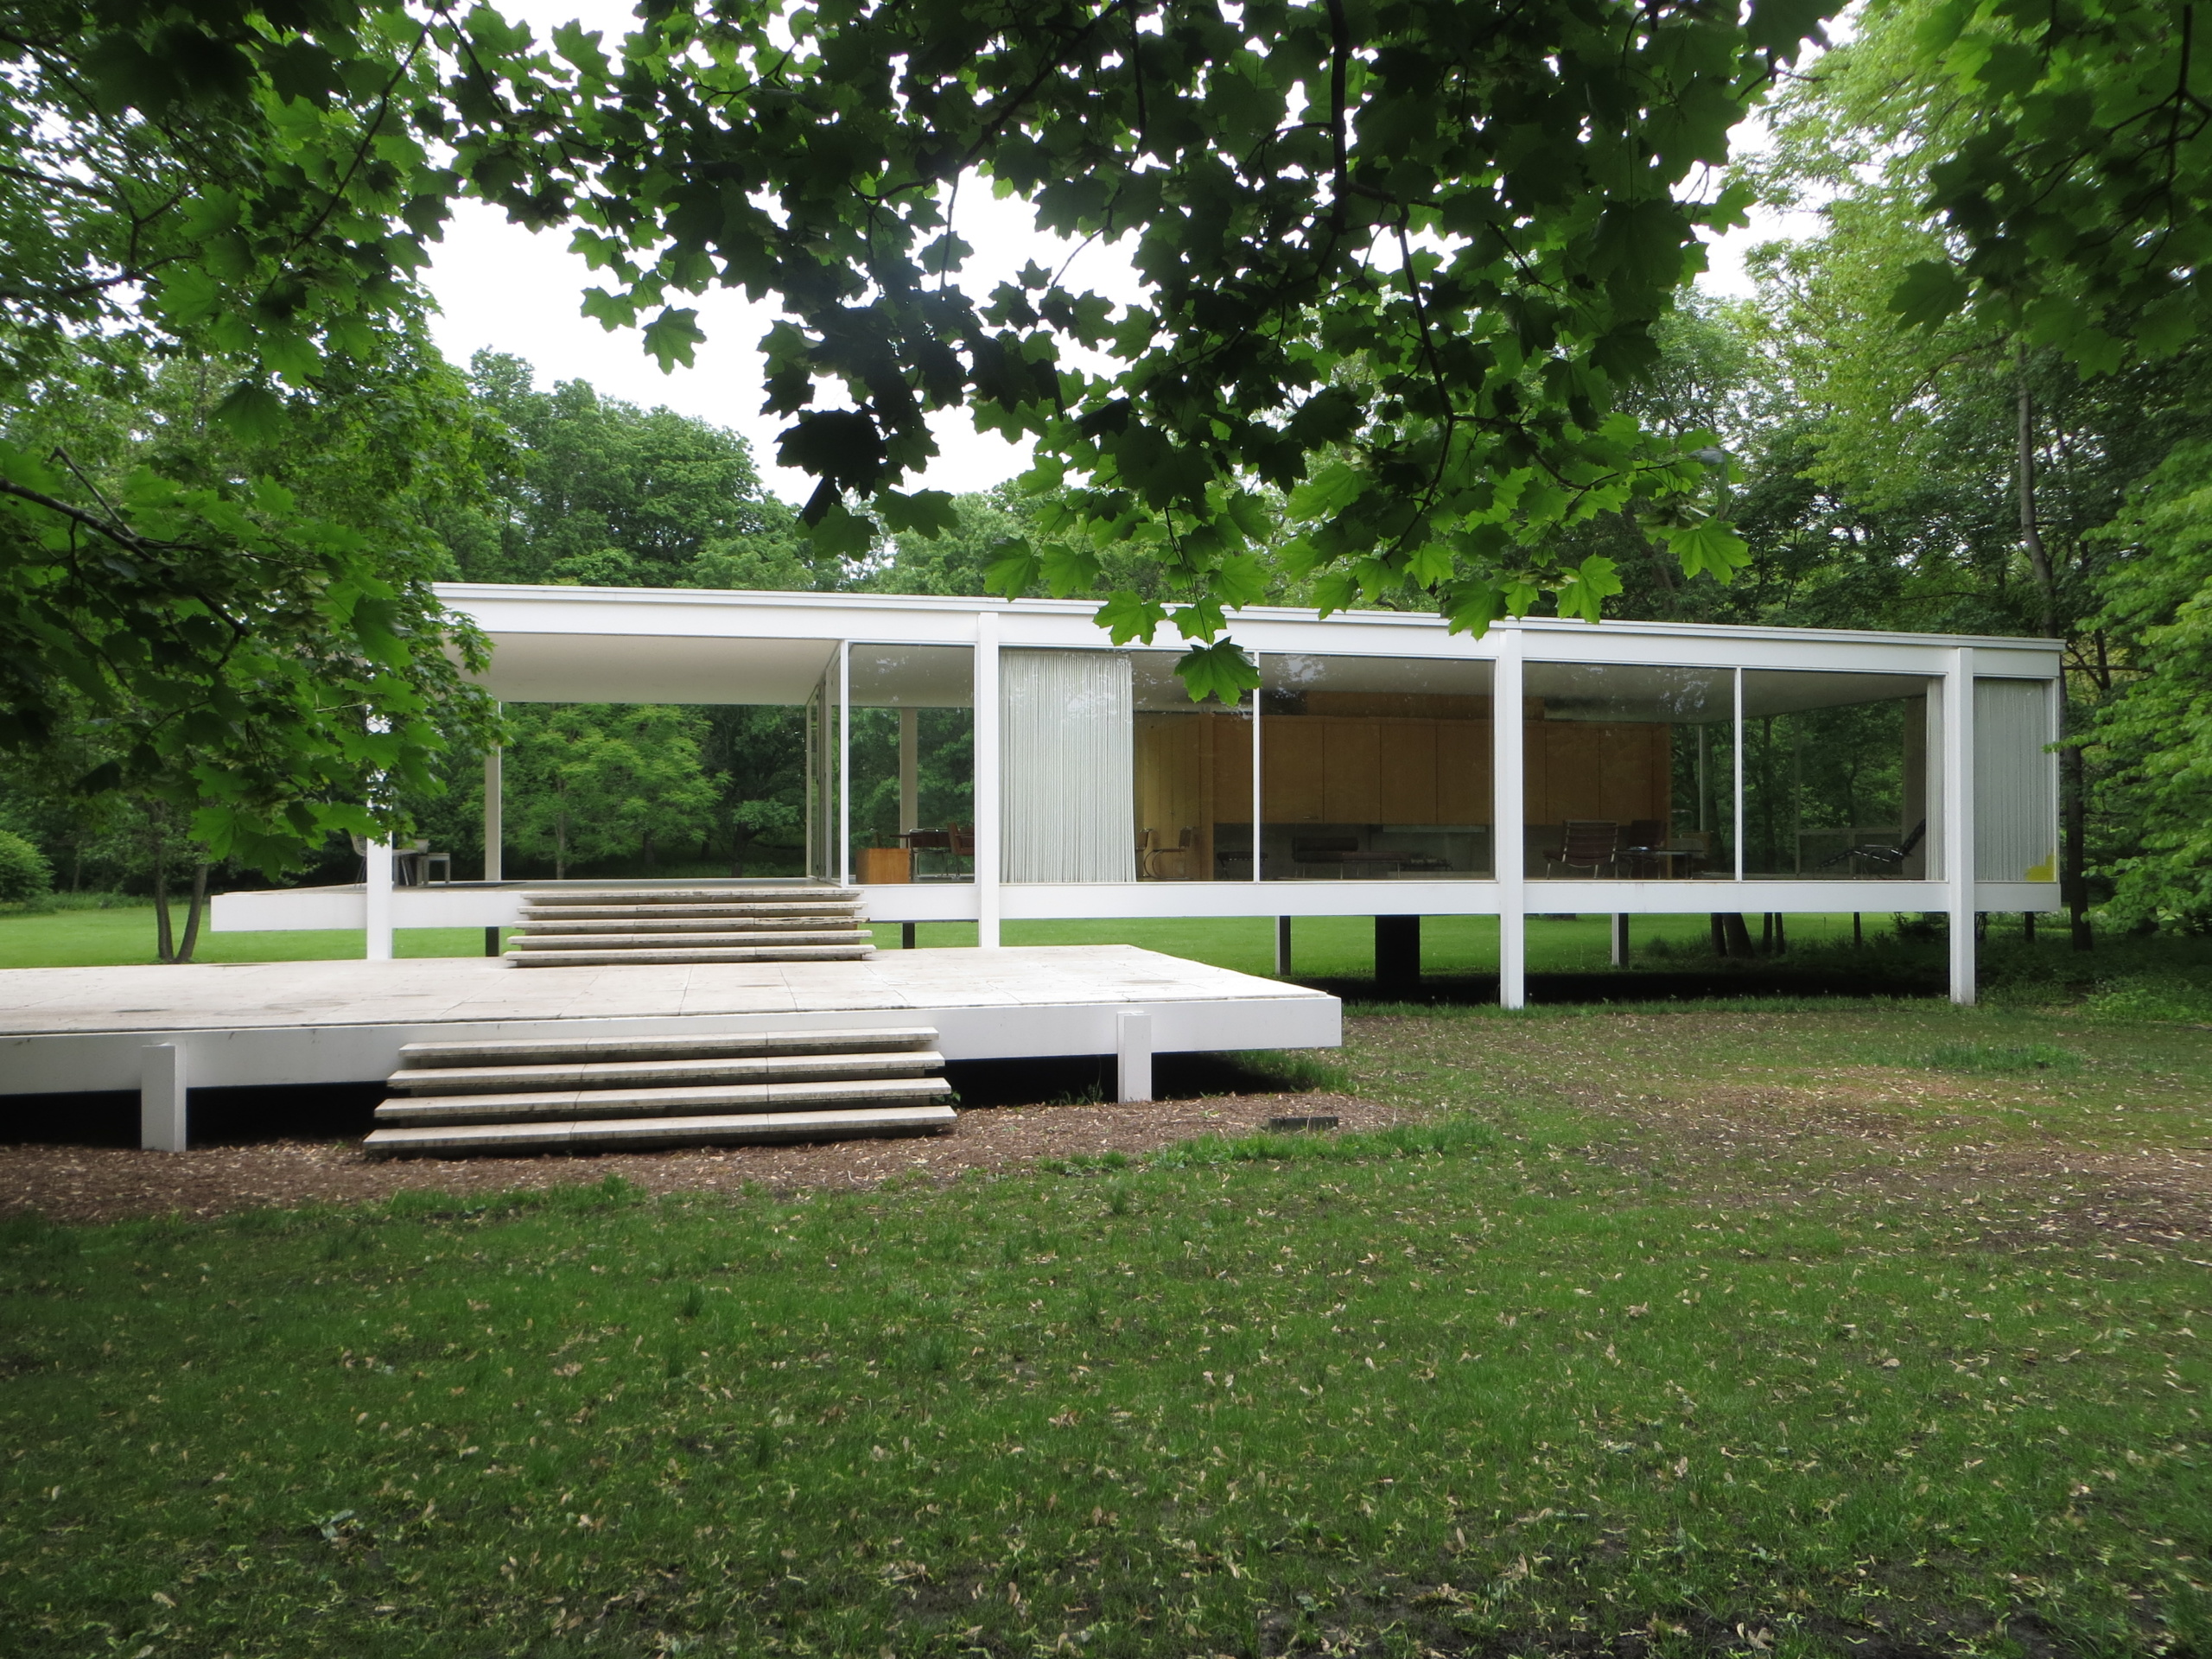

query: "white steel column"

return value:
[1944, 647, 1977, 1004]
[1732, 667, 1745, 880]
[140, 1042, 187, 1153]
[974, 611, 1002, 948]
[837, 640, 852, 887]
[481, 737, 503, 883]
[898, 706, 919, 834]
[1250, 652, 1263, 882]
[1493, 630, 1526, 1009]
[364, 836, 394, 961]
[1116, 1009, 1154, 1103]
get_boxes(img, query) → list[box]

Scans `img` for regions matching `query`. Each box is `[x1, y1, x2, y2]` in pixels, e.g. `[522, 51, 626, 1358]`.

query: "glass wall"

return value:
[848, 645, 974, 884]
[1522, 663, 1733, 880]
[1261, 654, 1494, 880]
[1130, 651, 1255, 880]
[1521, 664, 1936, 881]
[1741, 670, 1934, 880]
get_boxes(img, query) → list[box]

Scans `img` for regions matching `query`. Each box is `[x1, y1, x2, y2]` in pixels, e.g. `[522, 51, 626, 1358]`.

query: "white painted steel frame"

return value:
[225, 586, 2067, 1005]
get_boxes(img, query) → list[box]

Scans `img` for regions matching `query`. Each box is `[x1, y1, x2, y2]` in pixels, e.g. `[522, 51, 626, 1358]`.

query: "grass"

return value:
[0, 904, 1883, 974]
[3, 1001, 2209, 1656]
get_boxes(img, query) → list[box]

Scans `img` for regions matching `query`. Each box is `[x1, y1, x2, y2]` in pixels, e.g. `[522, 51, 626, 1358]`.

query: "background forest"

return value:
[3, 0, 2206, 945]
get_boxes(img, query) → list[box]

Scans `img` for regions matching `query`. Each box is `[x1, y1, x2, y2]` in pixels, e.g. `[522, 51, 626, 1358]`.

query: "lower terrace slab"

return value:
[0, 946, 1339, 1100]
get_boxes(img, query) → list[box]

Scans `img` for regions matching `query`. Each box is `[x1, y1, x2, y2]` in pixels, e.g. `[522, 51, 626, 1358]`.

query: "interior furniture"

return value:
[1548, 819, 1621, 877]
[1819, 819, 1927, 874]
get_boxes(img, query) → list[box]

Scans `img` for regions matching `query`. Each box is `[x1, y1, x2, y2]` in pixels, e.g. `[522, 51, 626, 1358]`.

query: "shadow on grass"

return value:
[1301, 966, 1948, 1006]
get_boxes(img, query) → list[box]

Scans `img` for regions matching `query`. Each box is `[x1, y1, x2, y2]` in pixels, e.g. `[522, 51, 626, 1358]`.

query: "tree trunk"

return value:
[152, 847, 175, 963]
[2065, 740, 2092, 950]
[642, 828, 656, 872]
[729, 834, 750, 880]
[1721, 913, 1755, 957]
[2014, 346, 2058, 638]
[554, 811, 568, 881]
[174, 862, 210, 963]
[1710, 912, 1728, 957]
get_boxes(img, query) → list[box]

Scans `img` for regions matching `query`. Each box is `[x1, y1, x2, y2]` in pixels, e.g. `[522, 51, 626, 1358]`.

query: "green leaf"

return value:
[985, 543, 1041, 598]
[213, 382, 287, 442]
[1173, 640, 1261, 706]
[878, 489, 962, 537]
[808, 501, 876, 561]
[1096, 591, 1168, 645]
[642, 307, 706, 372]
[1889, 261, 1971, 331]
[1287, 461, 1364, 521]
[1554, 556, 1624, 624]
[1662, 519, 1751, 583]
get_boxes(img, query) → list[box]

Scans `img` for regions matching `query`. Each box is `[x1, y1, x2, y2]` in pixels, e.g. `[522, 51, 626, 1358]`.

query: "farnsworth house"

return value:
[217, 583, 2063, 1007]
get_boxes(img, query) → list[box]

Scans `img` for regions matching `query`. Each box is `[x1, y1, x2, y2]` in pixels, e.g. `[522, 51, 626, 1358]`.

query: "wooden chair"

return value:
[1547, 820, 1620, 877]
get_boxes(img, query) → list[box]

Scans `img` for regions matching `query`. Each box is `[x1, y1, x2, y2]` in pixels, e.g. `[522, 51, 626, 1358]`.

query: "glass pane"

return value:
[848, 645, 975, 885]
[1260, 654, 1495, 880]
[1131, 652, 1255, 881]
[1522, 663, 1733, 880]
[1741, 670, 1935, 880]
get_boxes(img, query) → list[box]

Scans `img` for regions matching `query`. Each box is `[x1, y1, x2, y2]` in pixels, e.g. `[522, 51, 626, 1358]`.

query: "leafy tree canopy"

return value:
[425, 0, 1833, 696]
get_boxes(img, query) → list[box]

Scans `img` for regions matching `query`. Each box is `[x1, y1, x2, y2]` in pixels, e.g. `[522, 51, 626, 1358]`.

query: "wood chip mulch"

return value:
[0, 1091, 1401, 1227]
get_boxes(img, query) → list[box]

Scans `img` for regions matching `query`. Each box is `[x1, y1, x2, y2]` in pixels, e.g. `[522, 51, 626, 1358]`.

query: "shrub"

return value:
[0, 830, 53, 904]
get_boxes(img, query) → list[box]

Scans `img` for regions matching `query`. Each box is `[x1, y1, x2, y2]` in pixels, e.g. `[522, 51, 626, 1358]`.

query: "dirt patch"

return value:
[1572, 1073, 2212, 1244]
[0, 1090, 1402, 1226]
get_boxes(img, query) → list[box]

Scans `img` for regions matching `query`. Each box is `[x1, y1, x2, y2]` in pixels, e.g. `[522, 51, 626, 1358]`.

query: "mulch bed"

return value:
[0, 1090, 1400, 1226]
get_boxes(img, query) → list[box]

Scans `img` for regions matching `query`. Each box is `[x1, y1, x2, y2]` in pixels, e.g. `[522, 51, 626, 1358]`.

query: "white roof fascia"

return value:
[430, 583, 2064, 678]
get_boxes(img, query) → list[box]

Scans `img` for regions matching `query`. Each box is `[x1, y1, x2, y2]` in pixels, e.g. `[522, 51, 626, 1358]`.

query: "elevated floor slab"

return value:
[0, 946, 1339, 1100]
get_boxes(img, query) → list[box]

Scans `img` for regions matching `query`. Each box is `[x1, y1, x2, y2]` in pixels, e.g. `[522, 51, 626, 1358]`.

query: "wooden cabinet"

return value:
[1262, 719, 1327, 822]
[1322, 720, 1383, 823]
[1525, 721, 1670, 828]
[1212, 713, 1253, 816]
[1436, 721, 1491, 823]
[1377, 722, 1437, 823]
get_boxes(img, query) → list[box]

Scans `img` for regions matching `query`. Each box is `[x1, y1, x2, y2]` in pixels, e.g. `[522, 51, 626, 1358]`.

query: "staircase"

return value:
[362, 1027, 957, 1157]
[504, 887, 873, 967]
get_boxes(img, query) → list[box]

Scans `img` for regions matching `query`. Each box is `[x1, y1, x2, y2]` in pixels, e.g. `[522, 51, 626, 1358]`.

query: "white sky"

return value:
[422, 1, 1812, 505]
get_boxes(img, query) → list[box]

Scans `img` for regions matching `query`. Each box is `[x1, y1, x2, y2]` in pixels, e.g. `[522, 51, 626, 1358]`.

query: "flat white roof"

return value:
[435, 582, 2062, 706]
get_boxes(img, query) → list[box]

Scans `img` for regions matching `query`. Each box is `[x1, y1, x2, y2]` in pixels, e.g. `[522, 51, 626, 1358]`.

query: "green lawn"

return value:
[3, 1001, 2206, 1656]
[0, 903, 1890, 975]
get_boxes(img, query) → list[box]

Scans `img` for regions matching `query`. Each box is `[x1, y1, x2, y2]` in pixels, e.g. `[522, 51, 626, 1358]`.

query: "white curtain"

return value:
[1974, 678, 2056, 880]
[1001, 651, 1135, 882]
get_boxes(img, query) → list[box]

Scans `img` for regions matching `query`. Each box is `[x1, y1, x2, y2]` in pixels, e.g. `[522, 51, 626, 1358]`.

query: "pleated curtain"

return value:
[1973, 678, 2056, 881]
[1001, 651, 1136, 882]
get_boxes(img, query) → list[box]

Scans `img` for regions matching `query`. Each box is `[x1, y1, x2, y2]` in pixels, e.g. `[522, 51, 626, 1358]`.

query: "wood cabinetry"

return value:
[1526, 721, 1669, 826]
[1139, 709, 1669, 843]
[1262, 715, 1490, 825]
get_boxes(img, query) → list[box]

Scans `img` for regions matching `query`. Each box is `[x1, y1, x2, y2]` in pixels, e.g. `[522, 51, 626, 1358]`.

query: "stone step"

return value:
[388, 1048, 944, 1096]
[373, 1074, 952, 1126]
[396, 1027, 939, 1071]
[505, 944, 875, 967]
[364, 1101, 958, 1158]
[508, 914, 867, 934]
[517, 903, 865, 921]
[521, 887, 860, 906]
[509, 930, 869, 951]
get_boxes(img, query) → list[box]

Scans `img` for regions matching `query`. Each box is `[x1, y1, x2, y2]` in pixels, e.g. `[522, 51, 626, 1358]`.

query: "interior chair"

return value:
[1547, 819, 1620, 877]
[1818, 818, 1926, 874]
[1144, 826, 1197, 879]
